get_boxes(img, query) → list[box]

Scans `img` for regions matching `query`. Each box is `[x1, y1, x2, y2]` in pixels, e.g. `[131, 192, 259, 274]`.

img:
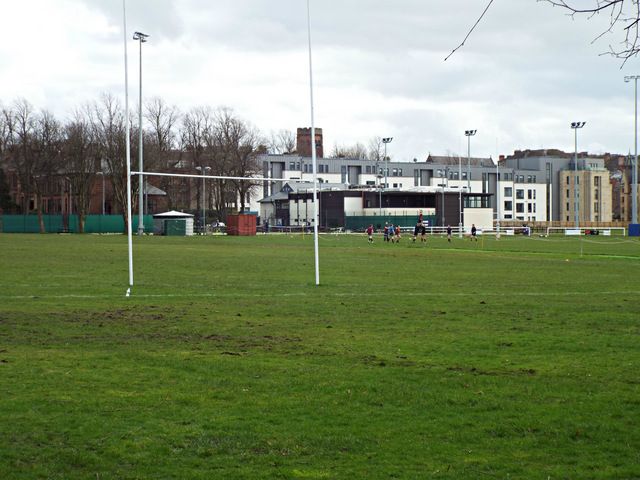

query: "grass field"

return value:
[1, 232, 639, 479]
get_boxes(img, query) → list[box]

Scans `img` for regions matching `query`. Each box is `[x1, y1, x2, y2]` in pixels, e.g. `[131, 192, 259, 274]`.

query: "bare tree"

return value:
[181, 106, 214, 220]
[541, 0, 640, 65]
[449, 0, 640, 65]
[31, 110, 63, 232]
[368, 136, 384, 163]
[65, 106, 99, 232]
[331, 142, 368, 159]
[268, 129, 296, 154]
[145, 97, 180, 211]
[5, 100, 36, 215]
[92, 94, 129, 225]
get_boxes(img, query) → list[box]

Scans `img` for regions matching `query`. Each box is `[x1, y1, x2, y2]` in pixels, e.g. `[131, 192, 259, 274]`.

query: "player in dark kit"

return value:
[412, 222, 420, 242]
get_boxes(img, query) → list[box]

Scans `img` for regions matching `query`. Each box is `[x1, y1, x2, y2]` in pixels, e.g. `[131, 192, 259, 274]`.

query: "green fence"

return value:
[0, 215, 154, 234]
[345, 215, 438, 231]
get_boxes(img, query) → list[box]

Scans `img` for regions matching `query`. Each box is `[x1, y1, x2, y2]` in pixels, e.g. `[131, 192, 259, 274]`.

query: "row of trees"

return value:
[0, 94, 392, 232]
[0, 95, 304, 232]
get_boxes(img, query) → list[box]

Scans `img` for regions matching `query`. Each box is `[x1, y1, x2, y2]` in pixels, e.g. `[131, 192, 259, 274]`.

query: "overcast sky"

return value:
[2, 0, 639, 161]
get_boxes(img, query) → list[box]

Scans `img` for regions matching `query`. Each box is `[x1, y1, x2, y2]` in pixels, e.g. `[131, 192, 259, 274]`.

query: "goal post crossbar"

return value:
[131, 171, 311, 183]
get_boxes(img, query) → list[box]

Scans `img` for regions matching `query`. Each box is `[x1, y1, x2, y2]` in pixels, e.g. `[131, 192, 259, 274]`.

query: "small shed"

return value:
[153, 210, 194, 236]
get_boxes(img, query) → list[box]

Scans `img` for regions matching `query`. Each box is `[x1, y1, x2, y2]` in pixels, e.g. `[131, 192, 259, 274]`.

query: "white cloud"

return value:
[1, 0, 638, 160]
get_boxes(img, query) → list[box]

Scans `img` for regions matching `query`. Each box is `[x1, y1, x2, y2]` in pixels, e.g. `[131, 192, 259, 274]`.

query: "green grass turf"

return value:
[0, 232, 639, 479]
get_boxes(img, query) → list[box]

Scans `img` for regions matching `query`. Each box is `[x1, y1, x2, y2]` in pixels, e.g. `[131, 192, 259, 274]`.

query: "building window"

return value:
[398, 168, 403, 176]
[504, 200, 513, 211]
[527, 175, 532, 183]
[516, 203, 524, 213]
[594, 176, 600, 186]
[516, 189, 524, 199]
[566, 202, 570, 211]
[566, 189, 570, 198]
[594, 202, 599, 213]
[504, 187, 512, 197]
[462, 172, 468, 180]
[567, 176, 570, 184]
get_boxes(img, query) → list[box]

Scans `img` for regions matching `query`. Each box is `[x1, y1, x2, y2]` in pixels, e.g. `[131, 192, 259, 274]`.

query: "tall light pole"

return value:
[496, 158, 500, 236]
[382, 137, 393, 195]
[458, 155, 463, 238]
[377, 160, 382, 217]
[441, 167, 448, 227]
[625, 75, 639, 224]
[571, 122, 586, 228]
[196, 166, 211, 233]
[465, 130, 477, 193]
[133, 31, 148, 235]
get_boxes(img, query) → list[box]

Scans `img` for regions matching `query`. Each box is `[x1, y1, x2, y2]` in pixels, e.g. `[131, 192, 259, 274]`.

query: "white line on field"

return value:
[0, 291, 638, 300]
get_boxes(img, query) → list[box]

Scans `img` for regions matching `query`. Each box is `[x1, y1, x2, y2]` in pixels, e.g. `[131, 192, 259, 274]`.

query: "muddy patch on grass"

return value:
[447, 365, 537, 376]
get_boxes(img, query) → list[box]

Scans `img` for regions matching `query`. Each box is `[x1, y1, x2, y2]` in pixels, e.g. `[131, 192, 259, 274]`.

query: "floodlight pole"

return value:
[625, 75, 639, 224]
[307, 0, 320, 286]
[571, 121, 585, 228]
[383, 137, 393, 196]
[134, 31, 148, 235]
[123, 0, 134, 292]
[458, 155, 463, 238]
[496, 158, 500, 236]
[196, 166, 211, 233]
[465, 130, 476, 192]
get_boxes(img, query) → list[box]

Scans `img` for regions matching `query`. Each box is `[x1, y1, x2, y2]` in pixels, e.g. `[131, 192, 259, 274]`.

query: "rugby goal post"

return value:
[126, 170, 320, 293]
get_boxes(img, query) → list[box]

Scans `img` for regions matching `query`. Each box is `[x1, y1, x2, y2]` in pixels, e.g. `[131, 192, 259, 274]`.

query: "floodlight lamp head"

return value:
[465, 130, 477, 136]
[382, 137, 393, 143]
[133, 31, 149, 42]
[571, 122, 586, 129]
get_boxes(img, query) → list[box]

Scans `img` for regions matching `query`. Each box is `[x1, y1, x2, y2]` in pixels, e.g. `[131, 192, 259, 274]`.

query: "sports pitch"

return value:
[1, 233, 639, 479]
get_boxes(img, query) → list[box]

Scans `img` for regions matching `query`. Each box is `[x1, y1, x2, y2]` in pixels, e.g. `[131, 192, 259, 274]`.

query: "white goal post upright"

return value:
[123, 0, 134, 296]
[307, 0, 320, 287]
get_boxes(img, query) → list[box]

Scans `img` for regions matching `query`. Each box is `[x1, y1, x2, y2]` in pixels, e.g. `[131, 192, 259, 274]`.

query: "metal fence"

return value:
[0, 215, 154, 234]
[344, 214, 438, 231]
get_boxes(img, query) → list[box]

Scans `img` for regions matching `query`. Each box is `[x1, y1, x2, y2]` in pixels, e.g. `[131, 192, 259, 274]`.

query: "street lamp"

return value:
[196, 166, 211, 233]
[625, 75, 639, 224]
[465, 130, 477, 193]
[571, 122, 586, 228]
[133, 30, 148, 235]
